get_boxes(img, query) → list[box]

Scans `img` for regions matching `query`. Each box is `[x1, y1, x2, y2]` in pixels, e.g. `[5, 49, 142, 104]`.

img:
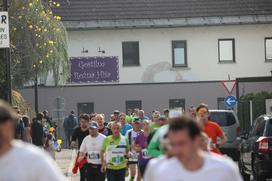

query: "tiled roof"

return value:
[53, 0, 272, 21]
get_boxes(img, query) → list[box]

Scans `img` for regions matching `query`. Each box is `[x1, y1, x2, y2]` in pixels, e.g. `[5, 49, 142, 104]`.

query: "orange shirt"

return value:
[203, 121, 224, 154]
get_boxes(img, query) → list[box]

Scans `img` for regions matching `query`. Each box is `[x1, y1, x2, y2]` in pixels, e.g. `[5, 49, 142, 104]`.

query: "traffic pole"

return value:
[3, 0, 12, 104]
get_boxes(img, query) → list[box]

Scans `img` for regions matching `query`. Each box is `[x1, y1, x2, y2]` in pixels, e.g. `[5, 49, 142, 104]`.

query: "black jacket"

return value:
[31, 119, 44, 146]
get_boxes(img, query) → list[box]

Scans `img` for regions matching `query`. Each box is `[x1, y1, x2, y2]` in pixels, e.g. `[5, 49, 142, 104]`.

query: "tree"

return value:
[8, 0, 69, 87]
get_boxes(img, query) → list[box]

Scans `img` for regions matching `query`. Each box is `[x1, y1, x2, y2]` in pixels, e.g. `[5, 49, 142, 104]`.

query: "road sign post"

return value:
[0, 3, 11, 103]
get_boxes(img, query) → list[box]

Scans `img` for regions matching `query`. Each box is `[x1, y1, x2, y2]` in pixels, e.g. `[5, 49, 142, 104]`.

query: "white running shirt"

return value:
[144, 155, 168, 181]
[0, 141, 66, 181]
[80, 133, 106, 164]
[153, 153, 243, 181]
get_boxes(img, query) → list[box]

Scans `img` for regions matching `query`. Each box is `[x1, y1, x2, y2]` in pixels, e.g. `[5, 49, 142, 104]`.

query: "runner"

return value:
[153, 116, 242, 181]
[120, 113, 132, 136]
[96, 114, 112, 136]
[138, 110, 149, 120]
[163, 109, 169, 118]
[101, 122, 130, 181]
[0, 100, 66, 181]
[126, 109, 133, 124]
[196, 104, 226, 154]
[79, 121, 106, 181]
[144, 132, 173, 181]
[133, 119, 152, 177]
[126, 117, 143, 181]
[150, 111, 161, 131]
[148, 116, 169, 158]
[71, 113, 90, 181]
[113, 110, 120, 122]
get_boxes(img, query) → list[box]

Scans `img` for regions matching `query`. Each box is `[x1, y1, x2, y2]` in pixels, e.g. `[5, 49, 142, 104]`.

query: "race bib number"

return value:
[111, 148, 126, 165]
[141, 148, 151, 159]
[129, 150, 139, 162]
[88, 151, 100, 163]
[107, 145, 126, 166]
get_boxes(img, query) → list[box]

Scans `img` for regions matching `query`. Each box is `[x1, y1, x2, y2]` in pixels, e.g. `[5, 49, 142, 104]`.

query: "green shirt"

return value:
[148, 125, 169, 158]
[102, 134, 130, 170]
[150, 122, 160, 132]
[126, 115, 133, 124]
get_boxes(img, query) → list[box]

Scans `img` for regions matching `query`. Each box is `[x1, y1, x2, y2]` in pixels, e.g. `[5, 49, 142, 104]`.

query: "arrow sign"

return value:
[221, 80, 236, 94]
[224, 95, 237, 108]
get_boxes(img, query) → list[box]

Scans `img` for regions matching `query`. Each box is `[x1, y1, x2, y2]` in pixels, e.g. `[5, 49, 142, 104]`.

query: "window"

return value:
[249, 117, 265, 137]
[265, 38, 272, 61]
[122, 41, 139, 66]
[209, 112, 236, 127]
[218, 39, 235, 62]
[268, 119, 272, 136]
[125, 100, 142, 113]
[77, 102, 94, 116]
[169, 99, 185, 110]
[172, 40, 187, 67]
[217, 97, 228, 109]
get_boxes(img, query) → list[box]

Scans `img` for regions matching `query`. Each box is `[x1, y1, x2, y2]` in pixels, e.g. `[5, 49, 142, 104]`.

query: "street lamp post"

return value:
[34, 66, 38, 115]
[2, 0, 11, 104]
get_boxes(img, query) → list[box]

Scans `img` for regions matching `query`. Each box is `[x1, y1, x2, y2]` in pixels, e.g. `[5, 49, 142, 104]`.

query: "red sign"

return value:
[221, 80, 236, 94]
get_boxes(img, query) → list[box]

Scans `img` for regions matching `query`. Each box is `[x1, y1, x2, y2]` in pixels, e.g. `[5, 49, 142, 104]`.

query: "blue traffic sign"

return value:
[224, 95, 237, 108]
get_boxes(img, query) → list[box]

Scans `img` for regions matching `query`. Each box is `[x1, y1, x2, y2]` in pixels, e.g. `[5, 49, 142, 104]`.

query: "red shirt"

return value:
[203, 121, 224, 154]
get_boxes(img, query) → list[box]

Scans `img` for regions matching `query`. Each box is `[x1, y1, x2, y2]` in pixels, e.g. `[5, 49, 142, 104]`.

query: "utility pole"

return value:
[2, 0, 11, 104]
[34, 66, 38, 115]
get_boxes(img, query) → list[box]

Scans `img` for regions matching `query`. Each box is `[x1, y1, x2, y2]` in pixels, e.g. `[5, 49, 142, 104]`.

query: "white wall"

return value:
[49, 24, 272, 85]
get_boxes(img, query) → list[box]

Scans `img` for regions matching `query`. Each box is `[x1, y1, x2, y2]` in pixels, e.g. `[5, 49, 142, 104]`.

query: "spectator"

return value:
[0, 100, 66, 181]
[31, 112, 45, 147]
[43, 110, 53, 128]
[22, 116, 32, 143]
[13, 106, 25, 140]
[63, 110, 78, 148]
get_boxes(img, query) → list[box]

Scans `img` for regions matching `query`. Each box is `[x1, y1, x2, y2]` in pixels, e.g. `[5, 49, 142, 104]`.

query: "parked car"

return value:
[209, 110, 241, 161]
[239, 114, 272, 181]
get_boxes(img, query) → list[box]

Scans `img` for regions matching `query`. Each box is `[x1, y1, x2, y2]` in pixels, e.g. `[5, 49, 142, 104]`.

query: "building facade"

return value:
[20, 0, 272, 117]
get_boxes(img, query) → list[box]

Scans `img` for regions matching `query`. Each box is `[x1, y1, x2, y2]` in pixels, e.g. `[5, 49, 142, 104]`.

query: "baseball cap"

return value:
[132, 117, 142, 123]
[113, 110, 120, 114]
[89, 121, 98, 129]
[142, 119, 151, 124]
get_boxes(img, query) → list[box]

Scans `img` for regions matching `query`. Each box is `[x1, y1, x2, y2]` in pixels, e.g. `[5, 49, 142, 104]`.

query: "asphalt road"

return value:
[56, 149, 271, 181]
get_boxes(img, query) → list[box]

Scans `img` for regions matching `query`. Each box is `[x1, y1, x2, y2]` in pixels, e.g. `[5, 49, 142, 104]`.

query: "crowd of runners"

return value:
[69, 105, 241, 181]
[0, 99, 242, 181]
